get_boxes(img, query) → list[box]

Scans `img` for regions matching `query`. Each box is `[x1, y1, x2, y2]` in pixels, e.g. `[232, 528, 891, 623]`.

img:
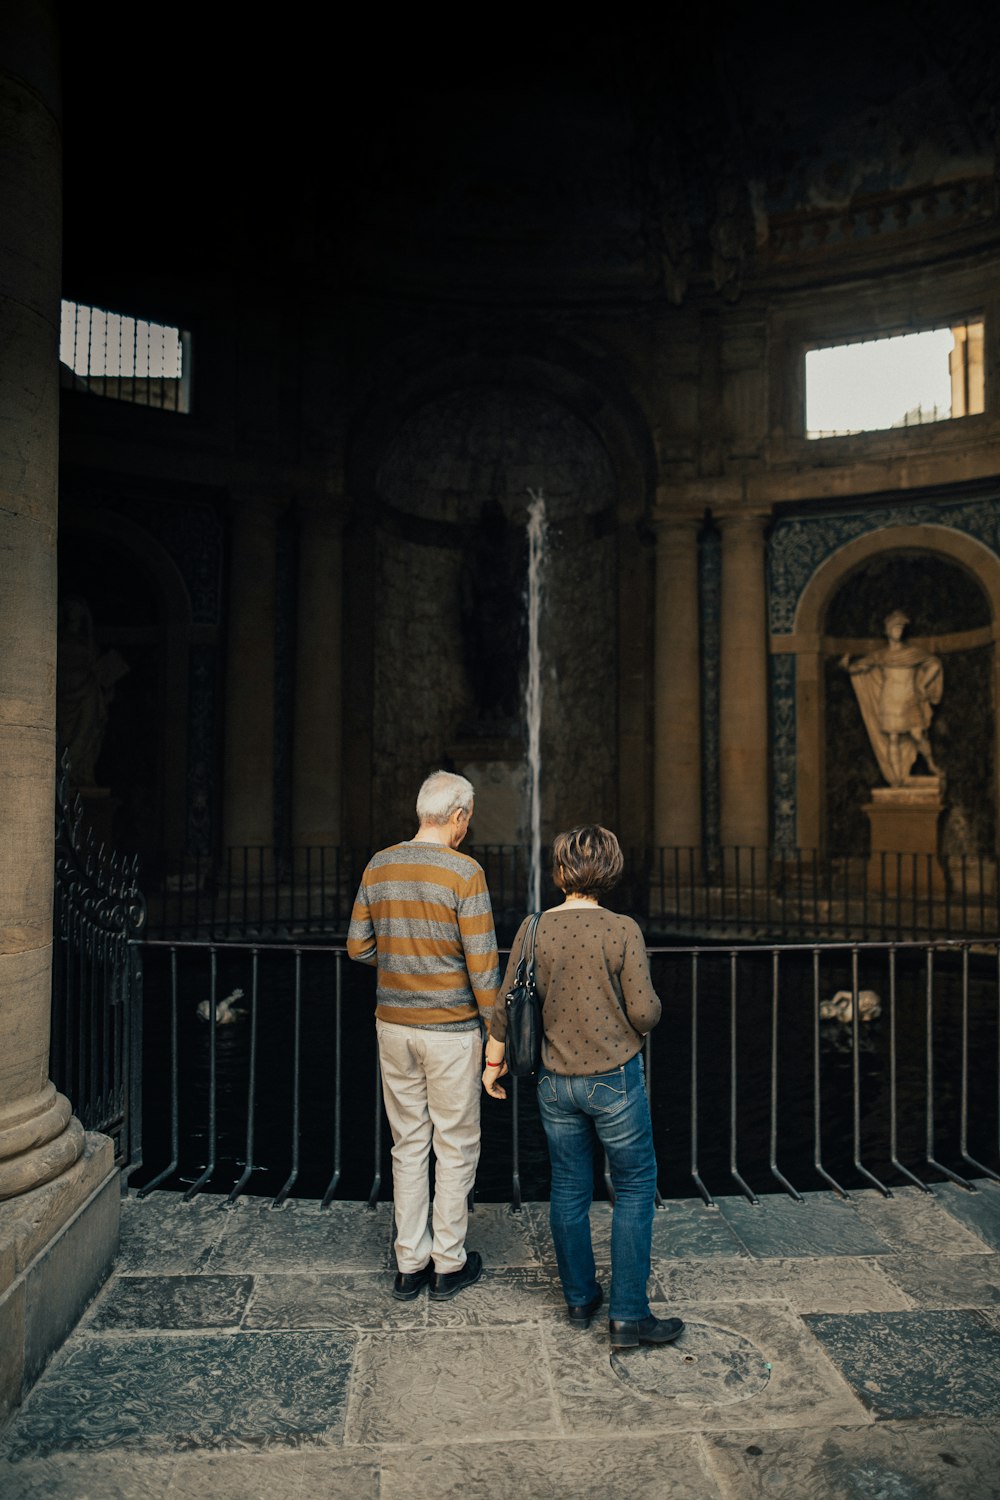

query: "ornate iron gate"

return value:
[50, 760, 146, 1170]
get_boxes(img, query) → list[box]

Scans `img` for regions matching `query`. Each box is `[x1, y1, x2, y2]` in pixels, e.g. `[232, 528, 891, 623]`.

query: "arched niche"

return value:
[57, 507, 195, 858]
[783, 523, 1000, 853]
[342, 346, 658, 851]
[347, 342, 657, 521]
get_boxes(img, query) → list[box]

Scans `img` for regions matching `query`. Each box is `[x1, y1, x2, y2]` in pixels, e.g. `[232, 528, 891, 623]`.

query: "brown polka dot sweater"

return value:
[490, 907, 661, 1076]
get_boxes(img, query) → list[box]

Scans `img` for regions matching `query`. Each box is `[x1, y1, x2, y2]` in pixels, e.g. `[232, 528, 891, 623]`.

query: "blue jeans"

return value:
[536, 1052, 657, 1322]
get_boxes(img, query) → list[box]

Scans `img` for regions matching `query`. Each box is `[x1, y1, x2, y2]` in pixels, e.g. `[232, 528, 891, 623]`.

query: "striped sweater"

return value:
[347, 840, 500, 1029]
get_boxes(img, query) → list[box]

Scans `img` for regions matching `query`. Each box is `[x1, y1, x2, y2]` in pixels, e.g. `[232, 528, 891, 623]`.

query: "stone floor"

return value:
[1, 1182, 999, 1498]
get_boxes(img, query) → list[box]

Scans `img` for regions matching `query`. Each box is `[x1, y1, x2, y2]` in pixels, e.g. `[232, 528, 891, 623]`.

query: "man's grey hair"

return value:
[416, 770, 475, 826]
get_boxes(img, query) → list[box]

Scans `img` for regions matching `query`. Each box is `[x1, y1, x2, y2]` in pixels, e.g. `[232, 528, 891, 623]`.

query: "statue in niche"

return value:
[459, 497, 524, 732]
[841, 609, 943, 787]
[56, 596, 129, 787]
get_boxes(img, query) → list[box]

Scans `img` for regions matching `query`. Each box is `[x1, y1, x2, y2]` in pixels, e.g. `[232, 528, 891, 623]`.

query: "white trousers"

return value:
[375, 1020, 482, 1274]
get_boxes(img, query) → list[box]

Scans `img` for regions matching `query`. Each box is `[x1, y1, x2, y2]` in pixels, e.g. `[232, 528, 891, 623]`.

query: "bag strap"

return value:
[513, 911, 542, 984]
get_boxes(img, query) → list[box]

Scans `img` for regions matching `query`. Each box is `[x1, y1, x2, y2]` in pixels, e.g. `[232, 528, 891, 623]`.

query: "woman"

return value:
[483, 826, 684, 1350]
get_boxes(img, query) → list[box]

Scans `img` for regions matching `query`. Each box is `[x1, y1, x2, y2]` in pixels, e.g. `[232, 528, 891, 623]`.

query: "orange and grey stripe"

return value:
[347, 841, 500, 1028]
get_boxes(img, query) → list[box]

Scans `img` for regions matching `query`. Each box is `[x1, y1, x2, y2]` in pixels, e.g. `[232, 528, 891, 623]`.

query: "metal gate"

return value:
[49, 759, 146, 1170]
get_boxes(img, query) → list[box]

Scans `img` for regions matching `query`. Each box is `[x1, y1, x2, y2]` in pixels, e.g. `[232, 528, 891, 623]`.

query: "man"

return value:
[347, 770, 500, 1300]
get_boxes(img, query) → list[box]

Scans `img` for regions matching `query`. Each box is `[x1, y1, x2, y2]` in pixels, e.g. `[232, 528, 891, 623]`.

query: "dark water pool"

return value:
[133, 944, 1000, 1202]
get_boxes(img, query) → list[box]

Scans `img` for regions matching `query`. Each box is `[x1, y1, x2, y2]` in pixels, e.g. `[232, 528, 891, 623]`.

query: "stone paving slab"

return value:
[876, 1251, 1000, 1309]
[117, 1193, 231, 1273]
[344, 1328, 560, 1444]
[543, 1299, 867, 1435]
[804, 1309, 1000, 1421]
[714, 1194, 895, 1257]
[0, 1452, 179, 1499]
[378, 1435, 722, 1500]
[524, 1199, 752, 1263]
[175, 1451, 379, 1500]
[85, 1274, 255, 1331]
[209, 1201, 394, 1273]
[653, 1253, 912, 1313]
[1, 1332, 356, 1457]
[244, 1271, 427, 1331]
[0, 1450, 381, 1500]
[465, 1202, 543, 1265]
[934, 1180, 1000, 1253]
[703, 1418, 1000, 1499]
[422, 1266, 568, 1328]
[850, 1184, 997, 1254]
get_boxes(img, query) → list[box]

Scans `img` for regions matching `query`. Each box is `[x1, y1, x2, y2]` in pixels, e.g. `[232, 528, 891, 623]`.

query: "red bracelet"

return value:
[485, 1058, 504, 1068]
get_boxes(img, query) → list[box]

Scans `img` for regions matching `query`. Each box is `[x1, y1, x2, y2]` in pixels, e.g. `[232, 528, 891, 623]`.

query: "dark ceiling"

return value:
[56, 2, 1000, 295]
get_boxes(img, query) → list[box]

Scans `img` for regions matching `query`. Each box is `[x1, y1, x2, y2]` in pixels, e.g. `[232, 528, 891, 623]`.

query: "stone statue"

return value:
[56, 596, 129, 787]
[840, 609, 943, 787]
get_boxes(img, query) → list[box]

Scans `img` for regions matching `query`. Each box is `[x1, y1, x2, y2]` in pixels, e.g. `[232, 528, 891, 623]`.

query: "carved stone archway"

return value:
[778, 523, 1000, 851]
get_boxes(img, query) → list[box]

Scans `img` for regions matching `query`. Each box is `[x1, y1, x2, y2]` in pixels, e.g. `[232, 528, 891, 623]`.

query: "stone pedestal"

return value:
[863, 779, 946, 896]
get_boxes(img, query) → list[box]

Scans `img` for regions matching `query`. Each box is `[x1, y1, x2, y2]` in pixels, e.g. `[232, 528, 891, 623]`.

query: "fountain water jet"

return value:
[525, 489, 547, 911]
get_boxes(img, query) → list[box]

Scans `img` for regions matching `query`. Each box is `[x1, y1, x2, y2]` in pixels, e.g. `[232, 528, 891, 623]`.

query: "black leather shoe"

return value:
[429, 1250, 483, 1300]
[392, 1263, 433, 1301]
[609, 1314, 685, 1349]
[567, 1285, 603, 1329]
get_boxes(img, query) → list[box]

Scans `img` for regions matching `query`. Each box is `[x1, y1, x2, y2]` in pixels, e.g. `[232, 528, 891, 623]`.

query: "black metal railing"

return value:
[649, 846, 1000, 940]
[145, 844, 540, 941]
[127, 936, 1000, 1208]
[144, 844, 1000, 944]
[50, 761, 146, 1165]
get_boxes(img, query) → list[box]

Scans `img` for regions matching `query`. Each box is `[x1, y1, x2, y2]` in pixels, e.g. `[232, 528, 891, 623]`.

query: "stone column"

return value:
[223, 495, 280, 850]
[718, 512, 769, 850]
[0, 0, 84, 1199]
[652, 515, 702, 849]
[292, 498, 343, 847]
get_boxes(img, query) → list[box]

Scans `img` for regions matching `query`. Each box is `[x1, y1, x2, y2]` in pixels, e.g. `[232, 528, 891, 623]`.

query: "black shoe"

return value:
[609, 1314, 685, 1349]
[392, 1263, 433, 1301]
[567, 1286, 604, 1329]
[429, 1250, 483, 1300]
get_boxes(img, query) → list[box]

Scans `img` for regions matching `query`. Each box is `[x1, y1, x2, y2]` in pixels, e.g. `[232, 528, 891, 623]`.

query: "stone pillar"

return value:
[719, 512, 769, 850]
[292, 498, 343, 847]
[223, 495, 280, 849]
[0, 0, 84, 1200]
[653, 516, 702, 849]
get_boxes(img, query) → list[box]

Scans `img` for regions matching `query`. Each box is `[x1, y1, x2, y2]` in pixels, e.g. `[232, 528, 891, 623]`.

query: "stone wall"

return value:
[372, 387, 617, 848]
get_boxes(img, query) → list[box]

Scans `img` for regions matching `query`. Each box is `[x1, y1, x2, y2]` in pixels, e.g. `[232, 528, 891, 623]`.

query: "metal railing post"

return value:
[321, 954, 344, 1206]
[228, 948, 260, 1204]
[729, 950, 757, 1203]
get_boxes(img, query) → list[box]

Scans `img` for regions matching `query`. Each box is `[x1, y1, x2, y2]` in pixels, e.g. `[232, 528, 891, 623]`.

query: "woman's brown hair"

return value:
[552, 825, 624, 898]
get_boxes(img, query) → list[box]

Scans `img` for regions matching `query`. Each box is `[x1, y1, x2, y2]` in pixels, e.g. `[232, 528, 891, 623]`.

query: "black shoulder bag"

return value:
[504, 912, 543, 1077]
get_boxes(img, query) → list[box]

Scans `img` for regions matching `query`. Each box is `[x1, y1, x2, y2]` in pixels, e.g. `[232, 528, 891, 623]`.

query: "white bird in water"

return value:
[820, 989, 881, 1023]
[196, 988, 246, 1024]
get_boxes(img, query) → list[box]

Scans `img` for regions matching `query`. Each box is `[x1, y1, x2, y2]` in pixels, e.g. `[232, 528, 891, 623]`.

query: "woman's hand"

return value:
[483, 1042, 509, 1100]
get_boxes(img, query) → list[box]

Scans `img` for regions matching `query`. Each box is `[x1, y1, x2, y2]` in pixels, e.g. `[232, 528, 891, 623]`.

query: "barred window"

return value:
[805, 321, 984, 439]
[60, 300, 191, 413]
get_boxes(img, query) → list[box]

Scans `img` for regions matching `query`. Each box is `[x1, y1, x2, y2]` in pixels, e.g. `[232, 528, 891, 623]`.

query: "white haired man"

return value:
[348, 770, 500, 1300]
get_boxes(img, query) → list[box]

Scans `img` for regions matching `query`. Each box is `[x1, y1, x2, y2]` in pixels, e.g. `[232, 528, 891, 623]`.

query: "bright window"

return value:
[805, 322, 984, 438]
[60, 300, 191, 413]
